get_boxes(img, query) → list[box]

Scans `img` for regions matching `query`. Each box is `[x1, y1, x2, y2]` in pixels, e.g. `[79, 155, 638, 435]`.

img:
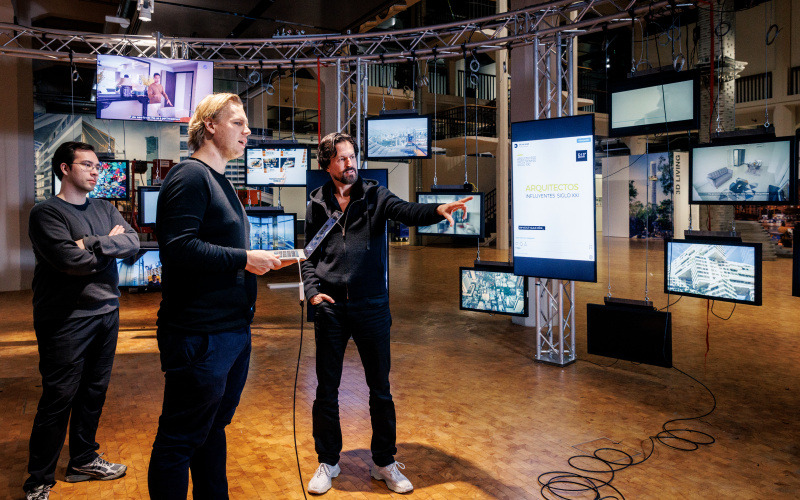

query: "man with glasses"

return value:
[300, 132, 471, 495]
[25, 141, 139, 499]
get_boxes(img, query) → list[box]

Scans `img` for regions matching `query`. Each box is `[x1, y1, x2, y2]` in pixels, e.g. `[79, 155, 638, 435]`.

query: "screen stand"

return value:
[514, 278, 576, 367]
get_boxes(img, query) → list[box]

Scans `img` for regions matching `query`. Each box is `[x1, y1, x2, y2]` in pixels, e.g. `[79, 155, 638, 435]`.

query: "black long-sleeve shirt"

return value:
[29, 196, 140, 322]
[301, 177, 444, 302]
[155, 158, 254, 335]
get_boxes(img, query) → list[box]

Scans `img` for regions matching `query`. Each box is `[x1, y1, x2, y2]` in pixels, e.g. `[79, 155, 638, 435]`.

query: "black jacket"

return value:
[301, 177, 443, 301]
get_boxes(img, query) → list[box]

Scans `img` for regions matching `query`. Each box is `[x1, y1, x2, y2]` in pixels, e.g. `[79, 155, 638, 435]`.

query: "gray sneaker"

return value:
[371, 461, 413, 493]
[307, 463, 340, 494]
[65, 454, 127, 482]
[25, 484, 51, 500]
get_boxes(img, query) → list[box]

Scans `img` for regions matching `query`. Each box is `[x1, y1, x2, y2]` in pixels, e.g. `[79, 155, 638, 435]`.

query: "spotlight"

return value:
[138, 0, 153, 22]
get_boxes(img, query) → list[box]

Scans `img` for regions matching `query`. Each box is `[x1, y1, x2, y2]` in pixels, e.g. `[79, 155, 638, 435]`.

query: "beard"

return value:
[334, 168, 358, 185]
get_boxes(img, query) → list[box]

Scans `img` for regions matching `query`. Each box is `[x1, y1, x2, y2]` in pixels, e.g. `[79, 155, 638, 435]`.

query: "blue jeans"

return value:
[148, 327, 251, 500]
[24, 310, 119, 492]
[312, 294, 397, 467]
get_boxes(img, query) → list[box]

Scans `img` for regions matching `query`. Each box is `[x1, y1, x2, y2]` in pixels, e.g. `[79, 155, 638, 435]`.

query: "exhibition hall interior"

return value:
[1, 0, 799, 498]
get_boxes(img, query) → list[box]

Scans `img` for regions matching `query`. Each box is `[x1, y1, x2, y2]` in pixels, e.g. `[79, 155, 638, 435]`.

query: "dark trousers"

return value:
[148, 327, 251, 500]
[313, 294, 397, 467]
[24, 310, 119, 492]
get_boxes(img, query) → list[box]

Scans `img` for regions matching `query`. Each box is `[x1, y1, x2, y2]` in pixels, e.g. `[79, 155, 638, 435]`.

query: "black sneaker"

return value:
[25, 484, 51, 500]
[65, 454, 127, 482]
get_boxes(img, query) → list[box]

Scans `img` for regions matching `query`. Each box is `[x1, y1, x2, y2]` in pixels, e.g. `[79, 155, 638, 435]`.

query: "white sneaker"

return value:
[371, 461, 413, 493]
[307, 463, 340, 494]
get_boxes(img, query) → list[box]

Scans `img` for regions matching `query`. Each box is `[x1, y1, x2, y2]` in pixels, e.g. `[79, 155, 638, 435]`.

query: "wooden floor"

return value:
[1, 237, 798, 499]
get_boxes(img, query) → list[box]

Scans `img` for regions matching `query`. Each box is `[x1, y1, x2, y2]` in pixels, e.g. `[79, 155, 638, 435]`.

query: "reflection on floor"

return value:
[0, 237, 798, 499]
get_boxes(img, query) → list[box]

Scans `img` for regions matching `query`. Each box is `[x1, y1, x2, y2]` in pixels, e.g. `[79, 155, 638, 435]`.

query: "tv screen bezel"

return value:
[117, 248, 162, 291]
[365, 113, 433, 160]
[459, 265, 529, 317]
[244, 143, 312, 187]
[688, 135, 796, 206]
[137, 185, 160, 228]
[51, 159, 131, 201]
[415, 190, 485, 238]
[244, 210, 298, 250]
[608, 70, 699, 137]
[663, 237, 763, 306]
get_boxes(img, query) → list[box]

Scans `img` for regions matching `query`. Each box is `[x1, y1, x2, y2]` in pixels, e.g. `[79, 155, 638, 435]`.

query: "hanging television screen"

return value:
[137, 185, 160, 228]
[245, 211, 297, 250]
[306, 168, 389, 200]
[416, 191, 484, 237]
[511, 114, 597, 282]
[96, 54, 214, 122]
[245, 144, 311, 187]
[117, 249, 162, 290]
[608, 70, 699, 137]
[689, 136, 795, 205]
[664, 238, 762, 306]
[365, 114, 432, 160]
[52, 160, 130, 201]
[460, 266, 528, 316]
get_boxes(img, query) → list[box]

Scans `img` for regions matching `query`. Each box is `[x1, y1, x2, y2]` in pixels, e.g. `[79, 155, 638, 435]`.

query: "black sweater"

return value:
[156, 158, 254, 335]
[29, 196, 140, 322]
[301, 177, 443, 301]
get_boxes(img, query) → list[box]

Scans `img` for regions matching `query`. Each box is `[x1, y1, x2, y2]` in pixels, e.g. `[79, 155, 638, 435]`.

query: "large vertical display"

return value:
[511, 114, 597, 282]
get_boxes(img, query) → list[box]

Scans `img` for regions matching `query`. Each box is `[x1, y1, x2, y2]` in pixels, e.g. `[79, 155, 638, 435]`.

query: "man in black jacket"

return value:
[148, 93, 284, 499]
[301, 132, 470, 494]
[26, 142, 139, 500]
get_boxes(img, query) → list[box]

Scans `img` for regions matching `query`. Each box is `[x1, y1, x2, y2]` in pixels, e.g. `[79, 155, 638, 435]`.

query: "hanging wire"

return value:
[432, 53, 438, 186]
[278, 66, 282, 139]
[291, 61, 297, 141]
[763, 0, 777, 129]
[463, 54, 468, 184]
[644, 134, 650, 302]
[603, 40, 612, 298]
[471, 51, 481, 261]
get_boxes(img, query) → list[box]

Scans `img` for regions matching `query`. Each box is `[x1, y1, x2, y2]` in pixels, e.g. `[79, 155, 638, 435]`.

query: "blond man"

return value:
[148, 93, 282, 499]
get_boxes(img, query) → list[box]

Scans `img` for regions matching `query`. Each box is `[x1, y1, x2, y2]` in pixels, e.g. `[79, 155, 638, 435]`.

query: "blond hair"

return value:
[187, 93, 243, 152]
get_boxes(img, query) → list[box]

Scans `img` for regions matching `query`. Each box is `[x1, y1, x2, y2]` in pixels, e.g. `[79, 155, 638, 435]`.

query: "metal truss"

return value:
[336, 58, 369, 158]
[534, 279, 576, 367]
[533, 33, 574, 119]
[0, 0, 686, 69]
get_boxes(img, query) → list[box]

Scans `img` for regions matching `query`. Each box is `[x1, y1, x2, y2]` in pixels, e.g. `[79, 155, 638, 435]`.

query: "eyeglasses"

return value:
[71, 161, 102, 172]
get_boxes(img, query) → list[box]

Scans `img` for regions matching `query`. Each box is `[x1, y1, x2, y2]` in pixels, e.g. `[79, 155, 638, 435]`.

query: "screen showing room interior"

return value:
[245, 147, 309, 186]
[416, 192, 484, 237]
[511, 114, 596, 282]
[366, 116, 430, 158]
[247, 214, 296, 250]
[690, 139, 793, 204]
[665, 240, 761, 305]
[460, 268, 526, 316]
[96, 54, 214, 122]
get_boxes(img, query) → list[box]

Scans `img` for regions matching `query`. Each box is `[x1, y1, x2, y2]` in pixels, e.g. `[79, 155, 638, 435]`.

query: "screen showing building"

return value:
[118, 249, 162, 288]
[665, 240, 761, 305]
[460, 268, 527, 316]
[366, 116, 430, 159]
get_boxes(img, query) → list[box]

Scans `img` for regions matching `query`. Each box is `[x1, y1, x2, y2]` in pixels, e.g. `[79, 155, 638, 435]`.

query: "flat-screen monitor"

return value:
[793, 241, 800, 298]
[587, 303, 672, 368]
[306, 168, 389, 200]
[609, 70, 699, 137]
[246, 211, 296, 250]
[245, 144, 311, 187]
[96, 54, 214, 122]
[137, 186, 159, 228]
[365, 114, 432, 160]
[511, 114, 597, 282]
[664, 238, 762, 305]
[460, 266, 528, 316]
[52, 160, 130, 200]
[689, 136, 795, 205]
[416, 191, 484, 237]
[117, 249, 162, 290]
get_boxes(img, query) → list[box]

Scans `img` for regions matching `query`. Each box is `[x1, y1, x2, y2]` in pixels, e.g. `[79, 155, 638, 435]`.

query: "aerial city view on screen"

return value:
[667, 243, 756, 302]
[367, 118, 429, 157]
[461, 270, 526, 314]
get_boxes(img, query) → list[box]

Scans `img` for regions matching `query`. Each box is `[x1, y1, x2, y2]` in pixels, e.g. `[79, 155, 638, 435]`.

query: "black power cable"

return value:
[292, 262, 309, 500]
[538, 363, 717, 500]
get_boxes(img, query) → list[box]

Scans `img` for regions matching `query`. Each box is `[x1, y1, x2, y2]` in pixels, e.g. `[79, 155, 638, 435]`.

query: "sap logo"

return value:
[576, 150, 588, 162]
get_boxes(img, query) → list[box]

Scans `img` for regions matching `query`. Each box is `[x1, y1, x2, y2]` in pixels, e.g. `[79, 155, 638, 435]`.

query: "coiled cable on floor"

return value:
[537, 364, 716, 500]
